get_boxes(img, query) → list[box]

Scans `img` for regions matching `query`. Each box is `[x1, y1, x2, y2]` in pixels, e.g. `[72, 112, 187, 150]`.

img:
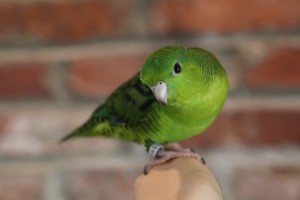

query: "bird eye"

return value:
[173, 62, 182, 75]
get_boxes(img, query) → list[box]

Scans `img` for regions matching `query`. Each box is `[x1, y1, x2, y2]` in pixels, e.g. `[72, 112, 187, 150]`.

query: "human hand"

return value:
[134, 158, 223, 200]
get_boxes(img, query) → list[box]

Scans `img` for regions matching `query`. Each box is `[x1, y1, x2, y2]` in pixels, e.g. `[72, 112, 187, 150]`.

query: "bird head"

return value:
[140, 46, 229, 108]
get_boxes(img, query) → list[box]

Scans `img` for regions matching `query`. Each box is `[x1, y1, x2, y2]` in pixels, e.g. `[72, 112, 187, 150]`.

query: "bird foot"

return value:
[144, 143, 205, 175]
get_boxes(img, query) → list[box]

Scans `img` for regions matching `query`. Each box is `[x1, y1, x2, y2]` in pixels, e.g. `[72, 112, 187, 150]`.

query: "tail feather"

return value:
[60, 118, 107, 143]
[60, 121, 91, 143]
[60, 131, 76, 142]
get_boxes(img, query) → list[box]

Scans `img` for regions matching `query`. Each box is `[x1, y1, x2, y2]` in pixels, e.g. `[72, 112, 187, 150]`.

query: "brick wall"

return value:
[0, 0, 300, 199]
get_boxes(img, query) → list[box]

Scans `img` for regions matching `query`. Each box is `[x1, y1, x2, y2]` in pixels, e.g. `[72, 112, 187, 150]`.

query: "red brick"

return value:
[0, 116, 9, 137]
[0, 114, 45, 157]
[63, 169, 138, 200]
[0, 63, 50, 99]
[234, 166, 300, 200]
[244, 48, 300, 88]
[0, 1, 131, 43]
[0, 108, 124, 157]
[149, 0, 300, 34]
[181, 110, 300, 148]
[68, 54, 149, 98]
[0, 174, 44, 200]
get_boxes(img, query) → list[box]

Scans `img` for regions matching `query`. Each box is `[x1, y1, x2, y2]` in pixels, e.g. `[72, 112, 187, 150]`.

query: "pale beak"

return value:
[151, 81, 168, 104]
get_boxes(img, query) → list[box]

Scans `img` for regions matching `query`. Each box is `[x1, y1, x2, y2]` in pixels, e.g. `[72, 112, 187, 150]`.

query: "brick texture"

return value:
[0, 0, 299, 199]
[0, 108, 125, 157]
[0, 1, 131, 43]
[0, 116, 9, 137]
[244, 47, 300, 89]
[1, 106, 299, 156]
[182, 109, 300, 148]
[0, 63, 50, 99]
[0, 174, 44, 200]
[63, 169, 138, 200]
[149, 0, 300, 35]
[234, 166, 300, 200]
[68, 54, 149, 98]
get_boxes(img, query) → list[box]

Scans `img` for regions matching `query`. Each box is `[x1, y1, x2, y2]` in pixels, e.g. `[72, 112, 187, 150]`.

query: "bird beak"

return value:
[151, 81, 168, 105]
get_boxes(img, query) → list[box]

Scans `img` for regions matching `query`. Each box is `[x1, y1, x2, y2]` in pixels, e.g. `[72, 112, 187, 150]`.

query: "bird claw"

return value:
[144, 144, 205, 175]
[200, 156, 206, 165]
[189, 148, 196, 153]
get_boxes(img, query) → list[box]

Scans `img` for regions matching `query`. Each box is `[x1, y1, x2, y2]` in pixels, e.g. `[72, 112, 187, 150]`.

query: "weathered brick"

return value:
[2, 106, 300, 156]
[63, 169, 138, 200]
[182, 109, 300, 148]
[0, 113, 44, 157]
[68, 54, 149, 98]
[234, 166, 300, 200]
[149, 0, 300, 34]
[0, 107, 124, 157]
[0, 116, 9, 137]
[0, 63, 50, 99]
[244, 47, 300, 89]
[0, 1, 131, 43]
[0, 174, 44, 200]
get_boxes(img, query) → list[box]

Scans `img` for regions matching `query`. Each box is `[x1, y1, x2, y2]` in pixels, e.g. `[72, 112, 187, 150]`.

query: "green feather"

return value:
[61, 46, 229, 150]
[61, 73, 159, 144]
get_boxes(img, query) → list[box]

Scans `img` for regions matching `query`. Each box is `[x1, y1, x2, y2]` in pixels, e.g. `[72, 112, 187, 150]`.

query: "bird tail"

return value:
[60, 118, 108, 143]
[60, 131, 76, 142]
[60, 119, 95, 142]
[60, 128, 82, 142]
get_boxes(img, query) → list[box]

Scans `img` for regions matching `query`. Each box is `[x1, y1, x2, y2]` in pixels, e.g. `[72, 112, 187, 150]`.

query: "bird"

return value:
[61, 46, 229, 174]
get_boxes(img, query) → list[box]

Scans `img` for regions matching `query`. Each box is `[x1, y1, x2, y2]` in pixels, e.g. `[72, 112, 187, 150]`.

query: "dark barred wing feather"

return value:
[60, 73, 156, 142]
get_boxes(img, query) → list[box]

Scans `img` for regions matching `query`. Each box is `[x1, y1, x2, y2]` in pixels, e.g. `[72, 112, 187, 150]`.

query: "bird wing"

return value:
[60, 73, 157, 142]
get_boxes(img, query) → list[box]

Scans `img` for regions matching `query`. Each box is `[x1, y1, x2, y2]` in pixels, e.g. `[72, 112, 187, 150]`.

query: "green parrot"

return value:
[61, 46, 229, 173]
